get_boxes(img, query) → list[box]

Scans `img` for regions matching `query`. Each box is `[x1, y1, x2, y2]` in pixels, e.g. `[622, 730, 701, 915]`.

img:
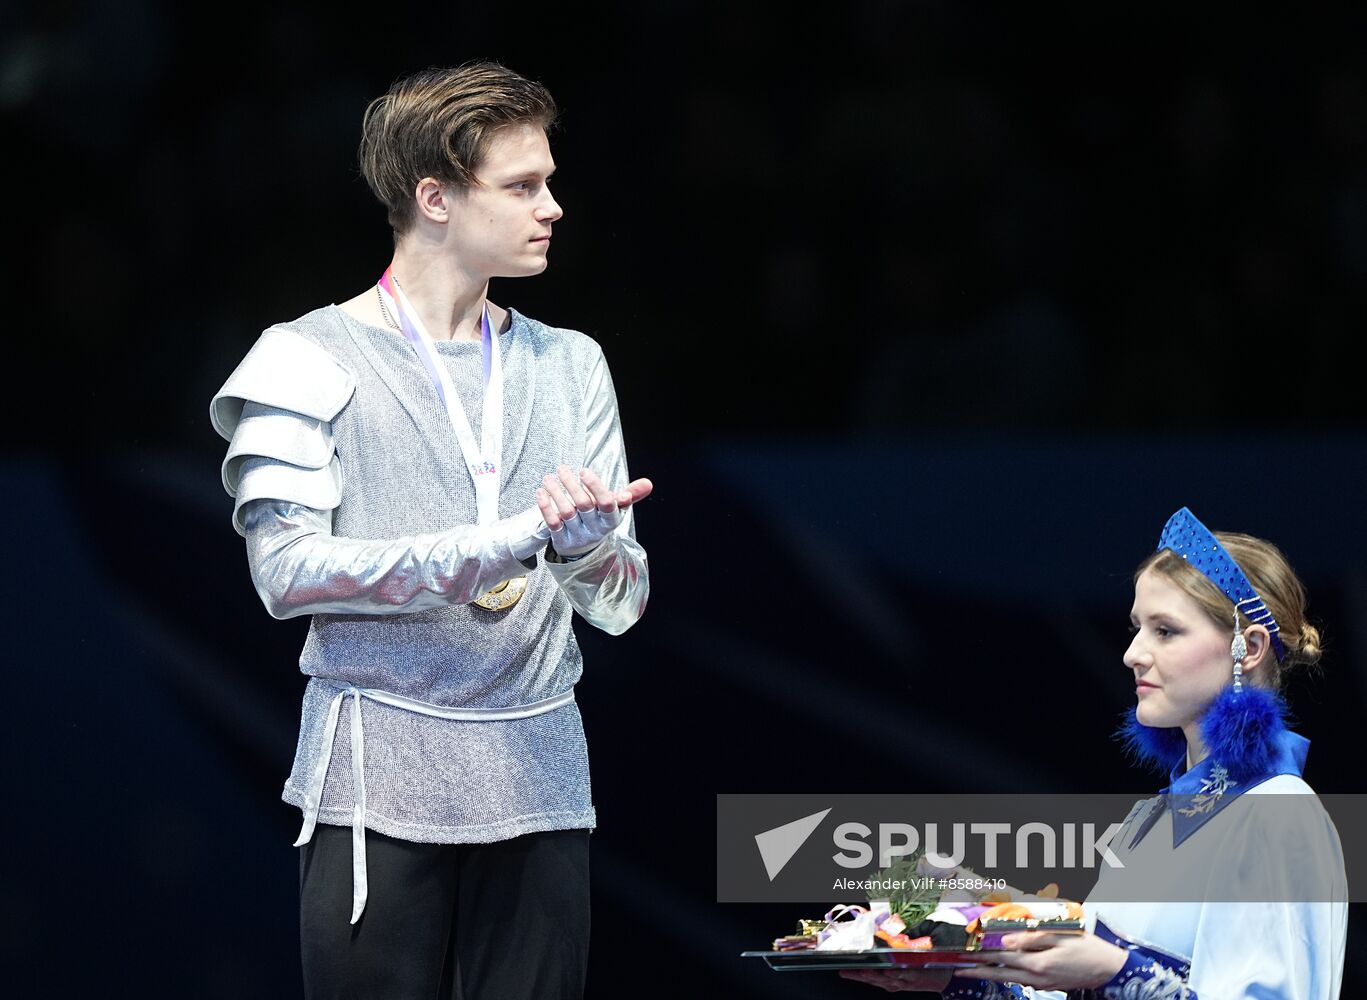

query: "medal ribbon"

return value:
[377, 267, 503, 524]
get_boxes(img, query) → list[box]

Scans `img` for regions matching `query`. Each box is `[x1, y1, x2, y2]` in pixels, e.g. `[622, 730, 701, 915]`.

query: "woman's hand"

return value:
[838, 968, 953, 993]
[954, 931, 1127, 992]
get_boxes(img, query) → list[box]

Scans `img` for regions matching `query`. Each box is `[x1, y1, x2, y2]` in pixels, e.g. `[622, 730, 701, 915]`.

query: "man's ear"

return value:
[413, 177, 450, 226]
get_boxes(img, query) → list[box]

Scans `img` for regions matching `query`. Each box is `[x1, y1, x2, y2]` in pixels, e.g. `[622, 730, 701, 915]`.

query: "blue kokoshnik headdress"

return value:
[1155, 506, 1287, 662]
[1119, 506, 1293, 782]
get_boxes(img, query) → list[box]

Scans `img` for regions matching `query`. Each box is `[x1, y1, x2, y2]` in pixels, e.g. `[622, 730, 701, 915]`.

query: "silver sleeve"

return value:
[543, 348, 650, 634]
[242, 498, 548, 619]
[545, 520, 649, 635]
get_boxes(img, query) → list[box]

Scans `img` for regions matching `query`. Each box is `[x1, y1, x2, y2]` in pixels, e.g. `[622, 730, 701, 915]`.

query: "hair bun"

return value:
[1296, 623, 1324, 667]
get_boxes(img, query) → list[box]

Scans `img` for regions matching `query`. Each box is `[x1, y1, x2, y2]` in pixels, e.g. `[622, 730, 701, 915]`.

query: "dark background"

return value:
[6, 2, 1366, 996]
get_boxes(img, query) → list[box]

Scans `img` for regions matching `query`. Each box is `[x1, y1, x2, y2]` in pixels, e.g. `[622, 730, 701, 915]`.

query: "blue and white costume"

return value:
[944, 507, 1347, 999]
[946, 730, 1346, 999]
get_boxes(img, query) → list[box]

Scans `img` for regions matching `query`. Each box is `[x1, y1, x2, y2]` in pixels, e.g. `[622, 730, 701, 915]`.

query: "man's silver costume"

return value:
[211, 305, 648, 920]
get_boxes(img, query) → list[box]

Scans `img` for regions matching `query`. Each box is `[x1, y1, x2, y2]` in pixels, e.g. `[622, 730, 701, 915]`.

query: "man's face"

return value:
[447, 123, 562, 277]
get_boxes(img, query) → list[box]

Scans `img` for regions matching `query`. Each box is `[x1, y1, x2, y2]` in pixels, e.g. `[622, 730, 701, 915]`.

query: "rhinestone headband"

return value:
[1156, 507, 1287, 662]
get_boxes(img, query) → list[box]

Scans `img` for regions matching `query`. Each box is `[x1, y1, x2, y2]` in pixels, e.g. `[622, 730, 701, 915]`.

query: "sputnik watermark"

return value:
[718, 792, 1367, 904]
[750, 809, 1123, 884]
[830, 821, 1125, 871]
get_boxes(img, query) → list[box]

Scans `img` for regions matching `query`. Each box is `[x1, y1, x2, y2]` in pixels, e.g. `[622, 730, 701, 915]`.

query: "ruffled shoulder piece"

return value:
[210, 326, 355, 440]
[208, 327, 357, 536]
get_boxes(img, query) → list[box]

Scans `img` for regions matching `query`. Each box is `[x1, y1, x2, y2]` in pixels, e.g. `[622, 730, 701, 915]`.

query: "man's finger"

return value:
[608, 478, 653, 510]
[577, 468, 618, 511]
[626, 478, 656, 502]
[536, 488, 564, 530]
[542, 474, 577, 519]
[556, 465, 595, 512]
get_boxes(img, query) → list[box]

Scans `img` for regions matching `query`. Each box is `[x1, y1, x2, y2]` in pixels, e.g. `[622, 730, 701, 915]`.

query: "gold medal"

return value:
[471, 576, 528, 612]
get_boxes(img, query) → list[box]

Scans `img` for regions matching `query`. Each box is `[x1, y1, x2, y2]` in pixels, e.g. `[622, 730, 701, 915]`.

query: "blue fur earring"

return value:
[1199, 613, 1289, 782]
[1116, 707, 1186, 775]
[1118, 690, 1289, 783]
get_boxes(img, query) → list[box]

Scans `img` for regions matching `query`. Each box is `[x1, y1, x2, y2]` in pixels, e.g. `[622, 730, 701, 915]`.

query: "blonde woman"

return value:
[845, 507, 1347, 998]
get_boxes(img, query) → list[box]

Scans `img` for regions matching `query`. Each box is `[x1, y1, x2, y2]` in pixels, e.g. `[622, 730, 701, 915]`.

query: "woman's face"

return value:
[1124, 567, 1233, 731]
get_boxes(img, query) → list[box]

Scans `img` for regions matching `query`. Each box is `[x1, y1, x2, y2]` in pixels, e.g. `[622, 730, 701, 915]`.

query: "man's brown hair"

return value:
[359, 61, 558, 237]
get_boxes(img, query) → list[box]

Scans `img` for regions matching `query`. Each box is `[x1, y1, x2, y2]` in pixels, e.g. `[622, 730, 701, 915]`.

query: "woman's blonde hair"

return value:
[1138, 532, 1323, 689]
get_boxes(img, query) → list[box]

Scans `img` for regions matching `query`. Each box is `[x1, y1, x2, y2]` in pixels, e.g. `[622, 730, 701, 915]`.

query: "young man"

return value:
[209, 62, 651, 998]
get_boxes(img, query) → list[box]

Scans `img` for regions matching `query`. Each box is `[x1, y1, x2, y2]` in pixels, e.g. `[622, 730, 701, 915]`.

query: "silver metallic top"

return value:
[211, 304, 648, 845]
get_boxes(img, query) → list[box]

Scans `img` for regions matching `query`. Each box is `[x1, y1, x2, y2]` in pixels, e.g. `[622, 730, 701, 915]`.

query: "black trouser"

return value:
[299, 824, 590, 1000]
